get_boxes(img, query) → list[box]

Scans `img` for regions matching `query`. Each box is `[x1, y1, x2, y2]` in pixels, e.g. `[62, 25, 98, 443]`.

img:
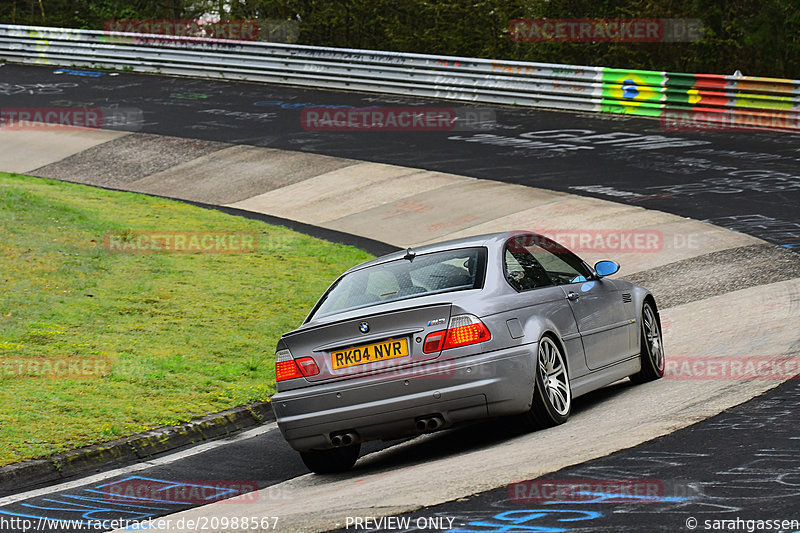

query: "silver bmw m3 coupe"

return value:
[272, 231, 664, 473]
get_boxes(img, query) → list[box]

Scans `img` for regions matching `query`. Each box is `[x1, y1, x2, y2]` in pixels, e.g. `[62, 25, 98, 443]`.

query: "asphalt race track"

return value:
[1, 63, 799, 252]
[0, 426, 399, 533]
[1, 63, 799, 532]
[334, 376, 800, 533]
[3, 379, 799, 533]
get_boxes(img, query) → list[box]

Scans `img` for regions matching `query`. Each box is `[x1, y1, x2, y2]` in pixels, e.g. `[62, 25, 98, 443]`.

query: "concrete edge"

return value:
[142, 189, 402, 257]
[207, 202, 402, 257]
[0, 402, 275, 495]
[11, 173, 403, 258]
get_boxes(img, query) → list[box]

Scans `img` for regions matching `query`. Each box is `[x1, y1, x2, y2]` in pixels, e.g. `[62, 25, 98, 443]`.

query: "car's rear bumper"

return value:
[271, 345, 536, 451]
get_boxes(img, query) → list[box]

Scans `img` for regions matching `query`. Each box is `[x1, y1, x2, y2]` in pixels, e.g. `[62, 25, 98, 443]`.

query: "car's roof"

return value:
[342, 231, 529, 275]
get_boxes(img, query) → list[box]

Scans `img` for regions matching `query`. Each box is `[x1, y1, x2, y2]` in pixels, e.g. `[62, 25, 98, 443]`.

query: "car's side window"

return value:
[507, 234, 593, 286]
[504, 245, 554, 291]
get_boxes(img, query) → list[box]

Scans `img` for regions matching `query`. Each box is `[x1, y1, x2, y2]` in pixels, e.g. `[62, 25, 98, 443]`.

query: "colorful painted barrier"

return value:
[0, 24, 798, 131]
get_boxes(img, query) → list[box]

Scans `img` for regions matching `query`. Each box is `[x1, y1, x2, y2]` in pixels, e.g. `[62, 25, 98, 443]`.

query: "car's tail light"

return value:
[296, 357, 320, 376]
[443, 315, 492, 349]
[276, 349, 302, 381]
[423, 314, 491, 353]
[276, 349, 320, 381]
[423, 331, 446, 353]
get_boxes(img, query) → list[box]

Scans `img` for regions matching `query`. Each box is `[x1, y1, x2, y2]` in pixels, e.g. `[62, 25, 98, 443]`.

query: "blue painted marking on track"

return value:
[0, 475, 246, 527]
[0, 508, 149, 527]
[82, 486, 196, 506]
[448, 509, 602, 533]
[253, 100, 382, 110]
[93, 475, 239, 502]
[58, 493, 170, 510]
[54, 69, 104, 77]
[21, 498, 153, 520]
[253, 100, 355, 109]
[542, 491, 690, 504]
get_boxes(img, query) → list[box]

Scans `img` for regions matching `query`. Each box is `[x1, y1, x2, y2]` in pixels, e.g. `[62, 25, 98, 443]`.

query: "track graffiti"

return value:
[363, 380, 800, 532]
[449, 509, 603, 533]
[0, 476, 255, 531]
[703, 214, 800, 249]
[0, 82, 78, 95]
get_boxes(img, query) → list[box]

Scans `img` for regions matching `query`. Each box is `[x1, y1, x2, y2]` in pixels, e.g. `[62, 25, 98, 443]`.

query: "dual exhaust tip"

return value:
[330, 431, 358, 447]
[415, 415, 445, 433]
[329, 415, 445, 446]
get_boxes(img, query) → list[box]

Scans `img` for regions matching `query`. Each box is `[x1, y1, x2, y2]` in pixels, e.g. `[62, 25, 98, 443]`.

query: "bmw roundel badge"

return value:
[359, 322, 370, 334]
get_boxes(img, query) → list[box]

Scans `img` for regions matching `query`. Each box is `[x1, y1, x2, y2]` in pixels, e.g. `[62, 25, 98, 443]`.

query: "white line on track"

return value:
[0, 422, 277, 507]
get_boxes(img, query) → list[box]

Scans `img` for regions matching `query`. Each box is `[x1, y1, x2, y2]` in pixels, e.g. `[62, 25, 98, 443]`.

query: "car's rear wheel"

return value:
[522, 335, 571, 429]
[630, 301, 664, 384]
[299, 443, 361, 474]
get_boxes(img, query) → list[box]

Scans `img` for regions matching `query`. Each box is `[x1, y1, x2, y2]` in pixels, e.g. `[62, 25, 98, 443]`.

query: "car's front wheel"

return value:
[521, 335, 572, 429]
[630, 301, 665, 384]
[299, 443, 361, 474]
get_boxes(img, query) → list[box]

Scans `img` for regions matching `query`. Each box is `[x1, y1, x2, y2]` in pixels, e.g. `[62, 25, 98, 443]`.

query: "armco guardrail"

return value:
[1, 24, 799, 131]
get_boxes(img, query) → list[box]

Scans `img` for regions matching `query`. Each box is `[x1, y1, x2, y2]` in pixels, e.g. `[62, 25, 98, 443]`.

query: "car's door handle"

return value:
[566, 291, 580, 301]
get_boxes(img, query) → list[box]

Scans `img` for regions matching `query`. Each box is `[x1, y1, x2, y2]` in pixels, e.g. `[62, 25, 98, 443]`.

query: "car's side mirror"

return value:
[594, 260, 620, 278]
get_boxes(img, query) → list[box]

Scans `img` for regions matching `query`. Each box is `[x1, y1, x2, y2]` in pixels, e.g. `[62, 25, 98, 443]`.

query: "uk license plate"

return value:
[331, 338, 409, 370]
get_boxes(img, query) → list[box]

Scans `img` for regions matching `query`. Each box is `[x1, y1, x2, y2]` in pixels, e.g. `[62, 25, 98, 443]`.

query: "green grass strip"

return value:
[0, 172, 372, 466]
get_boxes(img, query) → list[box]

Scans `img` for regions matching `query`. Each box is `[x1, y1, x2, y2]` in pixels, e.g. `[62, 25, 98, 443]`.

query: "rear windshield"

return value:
[309, 247, 487, 320]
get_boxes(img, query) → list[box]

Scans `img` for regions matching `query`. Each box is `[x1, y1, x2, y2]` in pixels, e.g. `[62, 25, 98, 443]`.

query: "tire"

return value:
[299, 443, 361, 474]
[630, 301, 665, 384]
[521, 335, 572, 430]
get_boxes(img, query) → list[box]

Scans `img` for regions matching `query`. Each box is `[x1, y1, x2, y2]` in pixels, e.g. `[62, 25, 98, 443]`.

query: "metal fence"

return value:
[1, 24, 799, 131]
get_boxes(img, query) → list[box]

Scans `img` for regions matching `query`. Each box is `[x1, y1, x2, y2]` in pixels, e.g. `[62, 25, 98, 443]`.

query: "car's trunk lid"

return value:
[282, 303, 452, 383]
